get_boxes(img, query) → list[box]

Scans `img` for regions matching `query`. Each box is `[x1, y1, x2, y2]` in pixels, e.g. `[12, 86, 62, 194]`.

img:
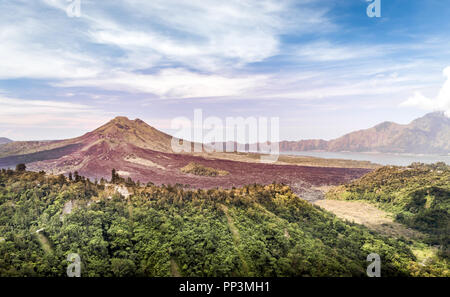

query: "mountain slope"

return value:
[80, 116, 175, 152]
[0, 116, 180, 176]
[326, 162, 450, 258]
[0, 117, 369, 190]
[282, 112, 450, 154]
[0, 138, 12, 145]
[0, 116, 182, 178]
[0, 117, 176, 158]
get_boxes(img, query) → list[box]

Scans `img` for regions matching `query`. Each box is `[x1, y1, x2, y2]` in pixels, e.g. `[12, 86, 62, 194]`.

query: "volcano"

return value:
[81, 116, 175, 152]
[0, 116, 181, 179]
[0, 117, 369, 191]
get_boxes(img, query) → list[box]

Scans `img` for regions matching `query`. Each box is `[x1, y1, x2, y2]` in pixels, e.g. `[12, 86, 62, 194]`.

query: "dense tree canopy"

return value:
[0, 167, 448, 277]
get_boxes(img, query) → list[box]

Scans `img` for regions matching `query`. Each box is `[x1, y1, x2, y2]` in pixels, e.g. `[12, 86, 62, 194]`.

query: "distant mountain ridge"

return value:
[0, 138, 12, 145]
[281, 112, 450, 154]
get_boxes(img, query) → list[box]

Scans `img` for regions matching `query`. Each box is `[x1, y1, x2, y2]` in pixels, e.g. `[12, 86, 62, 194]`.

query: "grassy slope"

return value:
[326, 162, 449, 265]
[0, 170, 448, 276]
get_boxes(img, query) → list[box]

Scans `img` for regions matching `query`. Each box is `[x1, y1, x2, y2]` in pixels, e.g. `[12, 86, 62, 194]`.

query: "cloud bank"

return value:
[402, 67, 450, 117]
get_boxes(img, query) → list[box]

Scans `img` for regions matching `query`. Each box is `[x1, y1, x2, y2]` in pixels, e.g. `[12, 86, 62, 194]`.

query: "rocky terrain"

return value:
[0, 117, 370, 192]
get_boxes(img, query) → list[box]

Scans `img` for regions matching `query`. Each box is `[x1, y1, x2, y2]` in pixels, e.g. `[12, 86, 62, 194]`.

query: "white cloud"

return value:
[294, 41, 386, 62]
[0, 96, 91, 115]
[41, 0, 67, 10]
[0, 17, 102, 80]
[2, 0, 448, 121]
[0, 0, 331, 99]
[79, 1, 283, 71]
[55, 68, 268, 98]
[104, 0, 325, 69]
[241, 63, 434, 102]
[88, 25, 278, 71]
[401, 67, 450, 116]
[39, 0, 331, 72]
[0, 95, 110, 132]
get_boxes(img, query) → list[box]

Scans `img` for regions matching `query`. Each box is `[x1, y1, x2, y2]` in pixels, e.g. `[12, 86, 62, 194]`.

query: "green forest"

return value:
[327, 162, 449, 261]
[0, 165, 448, 277]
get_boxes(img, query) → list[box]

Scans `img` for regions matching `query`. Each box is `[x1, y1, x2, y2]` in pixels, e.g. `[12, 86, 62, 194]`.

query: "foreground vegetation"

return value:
[0, 166, 447, 276]
[327, 162, 449, 262]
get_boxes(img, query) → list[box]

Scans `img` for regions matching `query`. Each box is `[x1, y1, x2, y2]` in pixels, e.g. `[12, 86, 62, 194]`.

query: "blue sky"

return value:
[1, 0, 450, 141]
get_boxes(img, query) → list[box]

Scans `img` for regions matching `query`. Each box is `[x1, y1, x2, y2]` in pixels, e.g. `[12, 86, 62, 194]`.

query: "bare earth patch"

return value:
[117, 170, 131, 176]
[60, 200, 76, 221]
[114, 185, 131, 198]
[124, 155, 165, 170]
[219, 204, 249, 274]
[197, 152, 379, 169]
[314, 199, 424, 240]
[36, 233, 53, 254]
[170, 259, 181, 277]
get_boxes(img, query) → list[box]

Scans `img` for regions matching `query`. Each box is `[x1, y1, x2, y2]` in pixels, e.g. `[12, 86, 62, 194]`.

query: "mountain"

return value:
[282, 112, 450, 154]
[83, 116, 175, 152]
[0, 117, 175, 158]
[0, 116, 368, 190]
[0, 116, 179, 178]
[0, 137, 12, 145]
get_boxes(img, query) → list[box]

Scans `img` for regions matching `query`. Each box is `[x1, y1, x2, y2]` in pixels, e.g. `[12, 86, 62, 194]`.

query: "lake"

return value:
[281, 151, 450, 166]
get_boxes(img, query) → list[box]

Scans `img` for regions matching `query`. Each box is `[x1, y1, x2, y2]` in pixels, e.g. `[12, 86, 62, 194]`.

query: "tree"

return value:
[110, 258, 136, 277]
[15, 163, 26, 172]
[74, 171, 81, 182]
[111, 168, 117, 184]
[126, 177, 134, 187]
[57, 174, 66, 185]
[68, 172, 73, 181]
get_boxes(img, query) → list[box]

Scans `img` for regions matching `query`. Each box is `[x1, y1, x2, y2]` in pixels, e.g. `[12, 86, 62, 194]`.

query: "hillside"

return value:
[326, 162, 450, 258]
[1, 169, 447, 276]
[281, 112, 450, 154]
[280, 139, 328, 151]
[0, 116, 180, 175]
[83, 116, 175, 152]
[0, 138, 12, 145]
[0, 117, 176, 158]
[0, 117, 370, 192]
